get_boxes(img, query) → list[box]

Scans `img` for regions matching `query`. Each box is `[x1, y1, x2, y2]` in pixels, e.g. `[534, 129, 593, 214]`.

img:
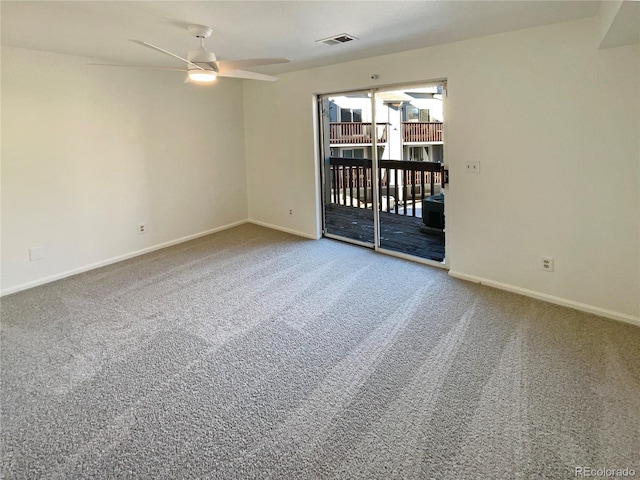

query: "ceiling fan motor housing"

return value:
[186, 25, 216, 70]
[188, 48, 217, 65]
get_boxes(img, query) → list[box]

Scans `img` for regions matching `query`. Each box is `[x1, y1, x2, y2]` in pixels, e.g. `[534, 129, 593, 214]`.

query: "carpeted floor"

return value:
[1, 224, 639, 479]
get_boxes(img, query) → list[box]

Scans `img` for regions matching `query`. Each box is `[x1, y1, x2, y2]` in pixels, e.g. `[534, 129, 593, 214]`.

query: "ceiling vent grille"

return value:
[316, 33, 357, 46]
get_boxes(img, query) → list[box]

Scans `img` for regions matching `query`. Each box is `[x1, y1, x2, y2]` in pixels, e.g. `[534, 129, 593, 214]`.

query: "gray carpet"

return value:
[1, 224, 639, 479]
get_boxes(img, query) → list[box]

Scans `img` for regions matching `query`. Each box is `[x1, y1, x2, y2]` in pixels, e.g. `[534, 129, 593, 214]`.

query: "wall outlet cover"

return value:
[540, 256, 554, 272]
[29, 246, 44, 261]
[465, 161, 480, 174]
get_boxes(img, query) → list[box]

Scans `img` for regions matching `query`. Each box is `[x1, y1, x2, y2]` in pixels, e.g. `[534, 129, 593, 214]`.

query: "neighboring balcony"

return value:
[329, 122, 443, 145]
[329, 122, 388, 145]
[401, 122, 443, 143]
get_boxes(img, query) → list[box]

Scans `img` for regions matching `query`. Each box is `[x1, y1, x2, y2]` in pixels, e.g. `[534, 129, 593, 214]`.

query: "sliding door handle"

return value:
[440, 165, 449, 187]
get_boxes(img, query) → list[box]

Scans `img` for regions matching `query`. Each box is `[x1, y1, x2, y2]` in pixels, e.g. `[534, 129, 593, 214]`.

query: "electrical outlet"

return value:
[138, 223, 146, 234]
[465, 161, 480, 174]
[29, 246, 44, 261]
[540, 256, 554, 272]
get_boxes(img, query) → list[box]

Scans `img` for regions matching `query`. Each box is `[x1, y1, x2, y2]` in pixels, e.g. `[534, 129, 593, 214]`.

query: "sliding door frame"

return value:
[318, 88, 377, 248]
[317, 79, 448, 269]
[372, 81, 448, 270]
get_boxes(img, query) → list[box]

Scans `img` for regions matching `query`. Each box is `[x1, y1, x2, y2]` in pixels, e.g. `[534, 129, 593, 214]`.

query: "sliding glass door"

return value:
[319, 93, 377, 246]
[319, 83, 446, 264]
[376, 86, 445, 262]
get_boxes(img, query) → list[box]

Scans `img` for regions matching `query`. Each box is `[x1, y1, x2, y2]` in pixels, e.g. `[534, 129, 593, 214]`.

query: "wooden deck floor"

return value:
[324, 204, 445, 262]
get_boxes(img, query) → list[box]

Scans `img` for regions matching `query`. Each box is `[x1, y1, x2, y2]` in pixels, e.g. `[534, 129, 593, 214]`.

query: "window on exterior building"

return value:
[329, 102, 338, 122]
[410, 147, 423, 161]
[340, 108, 362, 122]
[405, 106, 430, 122]
[341, 148, 365, 158]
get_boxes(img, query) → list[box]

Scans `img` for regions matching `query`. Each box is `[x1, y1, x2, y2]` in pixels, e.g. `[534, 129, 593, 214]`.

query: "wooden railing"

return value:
[329, 123, 388, 144]
[328, 157, 442, 217]
[402, 122, 443, 142]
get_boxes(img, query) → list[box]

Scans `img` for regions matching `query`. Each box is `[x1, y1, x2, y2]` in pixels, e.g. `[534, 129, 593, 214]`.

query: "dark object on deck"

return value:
[422, 193, 445, 230]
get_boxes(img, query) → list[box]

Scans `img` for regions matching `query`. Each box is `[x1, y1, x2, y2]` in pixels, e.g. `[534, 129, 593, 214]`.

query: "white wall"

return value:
[243, 18, 640, 321]
[1, 47, 248, 293]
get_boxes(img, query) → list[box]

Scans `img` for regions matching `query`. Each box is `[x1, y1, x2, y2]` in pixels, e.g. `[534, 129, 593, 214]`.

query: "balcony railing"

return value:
[329, 122, 442, 144]
[402, 122, 443, 143]
[329, 122, 388, 144]
[328, 157, 442, 218]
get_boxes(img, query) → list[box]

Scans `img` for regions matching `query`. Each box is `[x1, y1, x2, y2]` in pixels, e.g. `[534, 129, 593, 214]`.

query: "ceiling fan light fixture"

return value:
[118, 25, 289, 83]
[188, 69, 217, 83]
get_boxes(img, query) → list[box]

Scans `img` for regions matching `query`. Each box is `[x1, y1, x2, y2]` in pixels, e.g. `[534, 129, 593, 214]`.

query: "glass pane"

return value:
[376, 86, 445, 262]
[329, 102, 338, 122]
[322, 96, 375, 244]
[406, 106, 419, 121]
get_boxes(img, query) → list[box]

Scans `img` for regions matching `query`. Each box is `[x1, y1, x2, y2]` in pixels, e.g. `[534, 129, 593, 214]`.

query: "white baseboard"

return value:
[247, 219, 320, 240]
[1, 220, 248, 297]
[448, 270, 640, 328]
[10, 222, 634, 329]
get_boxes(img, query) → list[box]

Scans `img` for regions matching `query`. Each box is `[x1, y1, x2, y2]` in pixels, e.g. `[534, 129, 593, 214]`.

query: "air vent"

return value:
[316, 33, 357, 46]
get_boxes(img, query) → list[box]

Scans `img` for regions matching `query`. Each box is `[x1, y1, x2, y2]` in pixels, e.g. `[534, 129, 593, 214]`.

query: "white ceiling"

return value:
[0, 1, 606, 75]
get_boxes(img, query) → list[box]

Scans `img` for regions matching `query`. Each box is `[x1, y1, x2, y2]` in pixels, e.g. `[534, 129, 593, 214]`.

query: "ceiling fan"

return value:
[93, 24, 290, 83]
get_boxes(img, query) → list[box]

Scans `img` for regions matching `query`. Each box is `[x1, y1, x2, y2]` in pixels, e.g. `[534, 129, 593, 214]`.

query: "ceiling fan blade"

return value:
[88, 63, 186, 72]
[217, 70, 279, 81]
[215, 58, 290, 73]
[130, 40, 204, 70]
